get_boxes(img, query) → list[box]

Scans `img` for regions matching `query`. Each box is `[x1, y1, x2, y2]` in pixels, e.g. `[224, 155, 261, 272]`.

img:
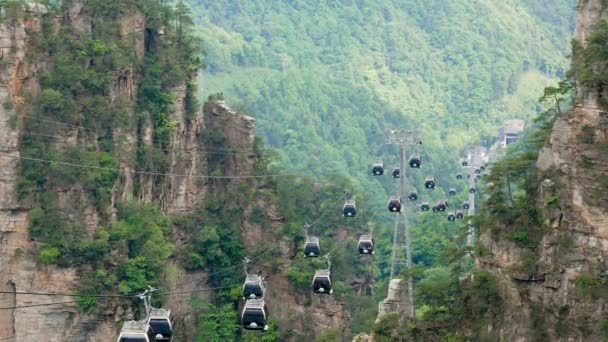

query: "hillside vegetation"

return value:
[192, 0, 575, 188]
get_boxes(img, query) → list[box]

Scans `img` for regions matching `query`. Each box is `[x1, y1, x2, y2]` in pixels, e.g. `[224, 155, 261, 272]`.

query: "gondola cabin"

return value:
[424, 176, 436, 189]
[456, 211, 464, 219]
[241, 299, 269, 331]
[421, 202, 430, 211]
[480, 165, 486, 171]
[388, 196, 402, 212]
[469, 187, 476, 194]
[372, 162, 384, 176]
[462, 202, 470, 210]
[476, 174, 482, 180]
[432, 206, 438, 213]
[343, 200, 357, 217]
[148, 308, 173, 342]
[462, 160, 469, 167]
[312, 270, 333, 294]
[456, 173, 463, 180]
[392, 167, 400, 179]
[243, 275, 265, 300]
[448, 188, 456, 196]
[117, 321, 154, 342]
[447, 212, 456, 222]
[409, 154, 421, 168]
[304, 236, 321, 257]
[408, 190, 418, 201]
[437, 201, 446, 212]
[475, 168, 481, 175]
[358, 235, 374, 255]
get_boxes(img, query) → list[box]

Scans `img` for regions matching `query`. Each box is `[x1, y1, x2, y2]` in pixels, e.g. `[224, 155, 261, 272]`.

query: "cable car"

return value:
[148, 308, 173, 342]
[476, 174, 482, 180]
[469, 187, 476, 194]
[421, 202, 430, 211]
[409, 154, 421, 168]
[358, 235, 374, 255]
[462, 202, 470, 209]
[304, 236, 321, 257]
[343, 199, 357, 217]
[117, 321, 154, 342]
[448, 188, 456, 196]
[447, 212, 456, 222]
[388, 196, 402, 212]
[480, 165, 486, 171]
[312, 270, 333, 294]
[243, 275, 265, 300]
[475, 168, 481, 175]
[437, 201, 446, 212]
[424, 176, 436, 189]
[408, 190, 418, 201]
[241, 299, 269, 331]
[392, 167, 400, 179]
[456, 211, 464, 219]
[462, 160, 468, 167]
[372, 162, 384, 176]
[456, 173, 463, 180]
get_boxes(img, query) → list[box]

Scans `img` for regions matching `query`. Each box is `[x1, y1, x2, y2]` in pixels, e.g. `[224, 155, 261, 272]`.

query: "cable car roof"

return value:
[244, 299, 266, 309]
[245, 275, 263, 283]
[314, 270, 330, 277]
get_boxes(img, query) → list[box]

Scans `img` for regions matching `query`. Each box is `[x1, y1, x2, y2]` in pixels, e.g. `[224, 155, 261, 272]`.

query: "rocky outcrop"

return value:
[476, 0, 608, 340]
[0, 3, 351, 342]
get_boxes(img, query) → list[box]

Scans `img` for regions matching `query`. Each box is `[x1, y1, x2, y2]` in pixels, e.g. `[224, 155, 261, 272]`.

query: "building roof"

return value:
[503, 119, 526, 134]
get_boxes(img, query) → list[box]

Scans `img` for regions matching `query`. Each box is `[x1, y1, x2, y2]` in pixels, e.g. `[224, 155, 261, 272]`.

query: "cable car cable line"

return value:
[0, 153, 295, 179]
[20, 131, 252, 156]
[21, 115, 256, 153]
[0, 300, 83, 310]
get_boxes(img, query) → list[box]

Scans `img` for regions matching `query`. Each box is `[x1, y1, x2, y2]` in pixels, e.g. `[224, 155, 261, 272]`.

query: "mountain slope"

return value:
[192, 0, 576, 187]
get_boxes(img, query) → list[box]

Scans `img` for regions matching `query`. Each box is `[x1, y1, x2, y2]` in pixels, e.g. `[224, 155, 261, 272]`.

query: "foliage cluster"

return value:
[12, 0, 200, 312]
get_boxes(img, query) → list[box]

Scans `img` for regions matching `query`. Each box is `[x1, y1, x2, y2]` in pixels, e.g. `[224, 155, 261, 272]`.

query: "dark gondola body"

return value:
[392, 167, 400, 179]
[358, 235, 374, 255]
[242, 300, 269, 331]
[304, 236, 321, 257]
[117, 321, 154, 342]
[372, 162, 384, 176]
[343, 200, 357, 217]
[421, 202, 430, 211]
[148, 309, 173, 342]
[312, 270, 333, 294]
[424, 176, 436, 189]
[408, 191, 418, 201]
[437, 201, 446, 212]
[409, 154, 421, 168]
[388, 197, 402, 212]
[243, 275, 265, 300]
[447, 212, 456, 222]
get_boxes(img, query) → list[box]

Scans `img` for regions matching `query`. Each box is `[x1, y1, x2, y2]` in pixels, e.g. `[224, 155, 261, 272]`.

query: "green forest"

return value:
[0, 0, 586, 341]
[185, 0, 577, 337]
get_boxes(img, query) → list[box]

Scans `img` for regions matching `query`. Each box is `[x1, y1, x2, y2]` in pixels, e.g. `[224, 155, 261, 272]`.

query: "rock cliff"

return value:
[476, 0, 608, 340]
[0, 2, 349, 341]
